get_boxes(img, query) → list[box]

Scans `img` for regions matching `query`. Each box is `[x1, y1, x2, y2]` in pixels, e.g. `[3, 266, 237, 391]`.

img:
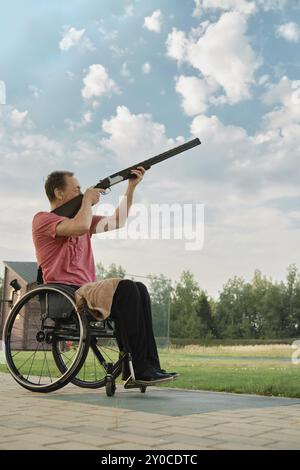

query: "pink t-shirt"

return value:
[32, 212, 104, 286]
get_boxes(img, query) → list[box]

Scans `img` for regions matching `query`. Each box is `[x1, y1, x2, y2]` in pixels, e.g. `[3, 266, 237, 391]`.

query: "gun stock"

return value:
[52, 137, 201, 218]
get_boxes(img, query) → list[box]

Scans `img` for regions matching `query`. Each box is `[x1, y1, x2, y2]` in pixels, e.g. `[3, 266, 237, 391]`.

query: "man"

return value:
[32, 168, 177, 385]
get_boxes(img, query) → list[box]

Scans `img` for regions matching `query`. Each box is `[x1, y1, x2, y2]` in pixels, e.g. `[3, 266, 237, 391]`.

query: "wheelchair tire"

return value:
[3, 285, 90, 393]
[52, 328, 123, 389]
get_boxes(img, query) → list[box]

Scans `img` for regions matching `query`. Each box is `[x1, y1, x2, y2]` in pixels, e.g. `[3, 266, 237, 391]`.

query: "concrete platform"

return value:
[1, 372, 300, 450]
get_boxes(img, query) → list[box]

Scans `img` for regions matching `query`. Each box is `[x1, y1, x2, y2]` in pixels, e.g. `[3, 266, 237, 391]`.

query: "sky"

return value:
[0, 0, 300, 297]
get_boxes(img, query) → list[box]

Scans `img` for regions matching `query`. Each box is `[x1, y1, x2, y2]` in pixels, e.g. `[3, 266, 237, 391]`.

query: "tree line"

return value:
[96, 262, 300, 340]
[1, 263, 299, 340]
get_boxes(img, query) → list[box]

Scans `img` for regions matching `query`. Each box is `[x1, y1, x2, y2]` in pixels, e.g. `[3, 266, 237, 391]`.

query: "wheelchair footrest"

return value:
[124, 379, 143, 390]
[124, 375, 172, 388]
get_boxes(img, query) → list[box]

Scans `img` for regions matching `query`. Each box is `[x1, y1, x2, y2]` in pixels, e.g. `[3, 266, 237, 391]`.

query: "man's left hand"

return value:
[128, 166, 146, 189]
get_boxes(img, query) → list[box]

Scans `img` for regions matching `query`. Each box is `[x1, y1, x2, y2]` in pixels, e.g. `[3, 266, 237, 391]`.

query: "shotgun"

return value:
[52, 137, 201, 218]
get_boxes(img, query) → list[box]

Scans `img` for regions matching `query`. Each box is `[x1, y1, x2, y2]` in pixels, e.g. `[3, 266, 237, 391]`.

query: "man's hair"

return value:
[44, 171, 74, 202]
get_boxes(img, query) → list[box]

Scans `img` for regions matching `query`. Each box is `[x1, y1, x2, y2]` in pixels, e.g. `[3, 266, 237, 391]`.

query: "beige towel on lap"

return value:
[75, 278, 123, 320]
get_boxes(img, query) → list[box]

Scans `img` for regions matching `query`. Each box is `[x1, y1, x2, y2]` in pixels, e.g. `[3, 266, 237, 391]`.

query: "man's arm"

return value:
[95, 166, 146, 234]
[56, 187, 104, 237]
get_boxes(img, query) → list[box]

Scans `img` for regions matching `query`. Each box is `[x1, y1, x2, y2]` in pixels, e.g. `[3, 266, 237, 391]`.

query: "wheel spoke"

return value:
[38, 348, 47, 384]
[26, 343, 41, 380]
[43, 349, 53, 383]
[93, 349, 98, 381]
[61, 347, 77, 365]
[14, 348, 38, 370]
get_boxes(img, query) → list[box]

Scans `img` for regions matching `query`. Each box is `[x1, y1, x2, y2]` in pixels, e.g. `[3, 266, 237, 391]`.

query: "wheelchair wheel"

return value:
[3, 286, 90, 393]
[52, 323, 123, 389]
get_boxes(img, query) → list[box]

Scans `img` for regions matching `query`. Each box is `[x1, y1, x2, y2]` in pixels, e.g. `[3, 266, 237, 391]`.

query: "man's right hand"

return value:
[56, 187, 106, 238]
[83, 187, 106, 205]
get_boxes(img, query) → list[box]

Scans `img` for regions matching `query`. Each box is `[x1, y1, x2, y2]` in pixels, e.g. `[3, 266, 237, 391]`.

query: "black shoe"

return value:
[135, 367, 174, 385]
[159, 368, 179, 378]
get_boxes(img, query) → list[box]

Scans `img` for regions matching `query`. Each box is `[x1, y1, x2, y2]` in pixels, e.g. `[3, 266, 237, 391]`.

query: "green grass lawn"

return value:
[157, 344, 300, 398]
[1, 344, 300, 398]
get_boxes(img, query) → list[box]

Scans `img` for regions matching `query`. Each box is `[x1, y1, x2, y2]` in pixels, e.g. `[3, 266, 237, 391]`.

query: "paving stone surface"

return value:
[1, 372, 300, 450]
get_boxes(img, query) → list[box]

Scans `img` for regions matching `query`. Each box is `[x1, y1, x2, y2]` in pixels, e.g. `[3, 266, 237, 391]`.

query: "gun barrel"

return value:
[95, 137, 201, 189]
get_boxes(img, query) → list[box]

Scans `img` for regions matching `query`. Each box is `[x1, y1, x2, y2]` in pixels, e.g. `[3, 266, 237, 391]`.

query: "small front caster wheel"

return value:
[106, 377, 116, 397]
[140, 385, 146, 393]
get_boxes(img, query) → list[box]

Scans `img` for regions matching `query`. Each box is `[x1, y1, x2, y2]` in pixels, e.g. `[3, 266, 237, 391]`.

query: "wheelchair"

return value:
[3, 280, 147, 396]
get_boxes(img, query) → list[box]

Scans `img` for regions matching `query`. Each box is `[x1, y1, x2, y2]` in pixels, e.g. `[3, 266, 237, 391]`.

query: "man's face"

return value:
[56, 175, 82, 204]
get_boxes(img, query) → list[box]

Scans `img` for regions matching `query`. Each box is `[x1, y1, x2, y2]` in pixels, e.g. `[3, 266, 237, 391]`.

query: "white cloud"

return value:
[167, 12, 261, 104]
[143, 10, 163, 33]
[262, 75, 295, 106]
[59, 27, 95, 52]
[10, 109, 29, 127]
[258, 74, 270, 86]
[83, 111, 93, 123]
[276, 22, 300, 43]
[175, 75, 218, 115]
[142, 62, 151, 74]
[97, 23, 119, 42]
[193, 0, 288, 15]
[0, 108, 64, 170]
[187, 74, 300, 192]
[109, 44, 129, 57]
[64, 111, 93, 132]
[165, 28, 188, 62]
[256, 0, 288, 10]
[28, 85, 44, 99]
[59, 27, 85, 50]
[189, 110, 285, 194]
[121, 62, 130, 78]
[124, 4, 134, 17]
[191, 113, 248, 147]
[81, 64, 120, 100]
[193, 0, 202, 17]
[193, 0, 256, 17]
[261, 76, 300, 133]
[101, 105, 182, 163]
[0, 105, 107, 178]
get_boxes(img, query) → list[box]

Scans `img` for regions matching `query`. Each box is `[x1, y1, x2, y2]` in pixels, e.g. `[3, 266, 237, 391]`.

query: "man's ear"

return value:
[54, 188, 63, 201]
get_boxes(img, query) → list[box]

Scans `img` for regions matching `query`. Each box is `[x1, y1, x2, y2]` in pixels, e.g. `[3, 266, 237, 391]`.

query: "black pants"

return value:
[110, 280, 161, 375]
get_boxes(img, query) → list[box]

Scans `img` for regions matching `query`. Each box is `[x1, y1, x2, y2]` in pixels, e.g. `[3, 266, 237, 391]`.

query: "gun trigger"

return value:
[103, 188, 111, 196]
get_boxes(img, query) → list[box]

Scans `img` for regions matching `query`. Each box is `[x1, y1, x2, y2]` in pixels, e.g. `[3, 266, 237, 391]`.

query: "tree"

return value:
[96, 262, 126, 280]
[214, 268, 300, 340]
[284, 264, 300, 337]
[96, 262, 106, 280]
[291, 267, 300, 337]
[214, 276, 259, 339]
[259, 281, 287, 338]
[196, 292, 216, 339]
[250, 269, 271, 337]
[170, 270, 201, 339]
[149, 274, 173, 305]
[148, 274, 174, 339]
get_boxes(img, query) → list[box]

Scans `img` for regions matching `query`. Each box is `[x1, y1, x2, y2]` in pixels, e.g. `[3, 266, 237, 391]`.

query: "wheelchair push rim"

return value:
[3, 286, 90, 393]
